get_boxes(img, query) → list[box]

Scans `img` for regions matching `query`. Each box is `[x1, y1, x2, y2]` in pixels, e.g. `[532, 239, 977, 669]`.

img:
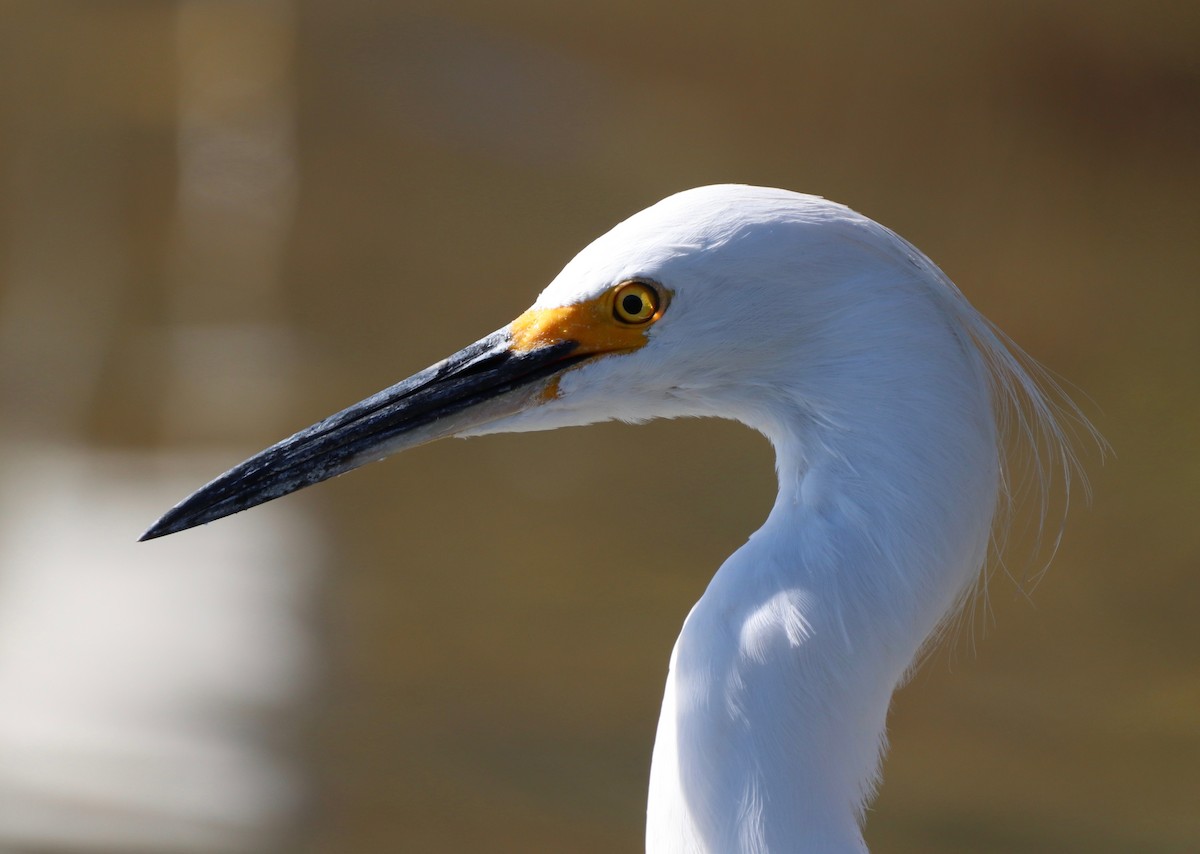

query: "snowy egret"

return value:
[143, 185, 1092, 852]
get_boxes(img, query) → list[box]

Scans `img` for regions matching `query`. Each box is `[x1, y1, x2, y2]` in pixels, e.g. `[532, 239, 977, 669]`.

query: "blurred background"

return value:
[0, 1, 1196, 852]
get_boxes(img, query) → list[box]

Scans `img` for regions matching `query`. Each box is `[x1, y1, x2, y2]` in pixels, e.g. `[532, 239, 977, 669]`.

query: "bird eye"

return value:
[612, 281, 662, 324]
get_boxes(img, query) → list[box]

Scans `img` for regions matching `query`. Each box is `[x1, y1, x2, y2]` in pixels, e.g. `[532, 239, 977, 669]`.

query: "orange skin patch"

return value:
[513, 300, 641, 402]
[509, 284, 670, 400]
[509, 285, 669, 356]
[538, 374, 563, 402]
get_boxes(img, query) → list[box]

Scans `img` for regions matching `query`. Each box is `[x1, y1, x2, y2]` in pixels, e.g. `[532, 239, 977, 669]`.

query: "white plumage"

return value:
[146, 185, 1093, 853]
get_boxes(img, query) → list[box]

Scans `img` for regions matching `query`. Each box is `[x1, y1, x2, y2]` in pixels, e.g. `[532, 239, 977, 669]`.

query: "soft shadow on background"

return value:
[0, 2, 1196, 852]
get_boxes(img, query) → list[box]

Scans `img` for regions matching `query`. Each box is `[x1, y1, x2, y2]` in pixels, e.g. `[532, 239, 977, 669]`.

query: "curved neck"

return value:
[647, 387, 998, 852]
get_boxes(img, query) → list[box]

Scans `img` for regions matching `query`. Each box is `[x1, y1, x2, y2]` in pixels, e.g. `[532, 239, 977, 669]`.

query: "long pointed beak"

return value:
[140, 329, 584, 541]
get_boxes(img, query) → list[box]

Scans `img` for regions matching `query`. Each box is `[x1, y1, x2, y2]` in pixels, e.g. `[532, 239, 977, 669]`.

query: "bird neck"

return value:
[648, 383, 998, 853]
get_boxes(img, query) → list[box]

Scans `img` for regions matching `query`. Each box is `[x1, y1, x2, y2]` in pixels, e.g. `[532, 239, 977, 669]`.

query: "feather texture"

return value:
[469, 186, 1095, 852]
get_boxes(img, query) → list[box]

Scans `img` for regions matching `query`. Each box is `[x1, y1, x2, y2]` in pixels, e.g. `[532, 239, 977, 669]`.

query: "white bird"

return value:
[143, 185, 1092, 853]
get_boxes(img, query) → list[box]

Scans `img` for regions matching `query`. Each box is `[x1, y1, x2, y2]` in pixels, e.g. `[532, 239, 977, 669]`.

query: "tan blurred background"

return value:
[0, 1, 1196, 852]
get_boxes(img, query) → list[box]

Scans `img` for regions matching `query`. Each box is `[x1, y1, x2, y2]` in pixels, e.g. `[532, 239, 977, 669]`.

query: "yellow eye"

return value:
[612, 281, 662, 324]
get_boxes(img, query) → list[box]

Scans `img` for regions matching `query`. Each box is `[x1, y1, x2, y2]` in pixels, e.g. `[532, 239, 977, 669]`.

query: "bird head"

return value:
[141, 185, 947, 540]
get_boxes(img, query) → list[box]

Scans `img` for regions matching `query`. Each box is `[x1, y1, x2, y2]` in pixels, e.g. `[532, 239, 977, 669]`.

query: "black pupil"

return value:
[622, 293, 645, 316]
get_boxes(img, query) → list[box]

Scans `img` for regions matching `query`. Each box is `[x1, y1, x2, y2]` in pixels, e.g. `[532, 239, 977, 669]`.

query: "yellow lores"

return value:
[509, 280, 669, 357]
[140, 186, 1095, 853]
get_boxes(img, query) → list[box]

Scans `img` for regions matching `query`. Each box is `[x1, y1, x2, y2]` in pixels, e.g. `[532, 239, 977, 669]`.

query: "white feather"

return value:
[466, 185, 1097, 852]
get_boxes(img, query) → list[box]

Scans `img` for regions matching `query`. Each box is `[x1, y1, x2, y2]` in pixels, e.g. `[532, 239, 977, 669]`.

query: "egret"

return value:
[143, 185, 1092, 852]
